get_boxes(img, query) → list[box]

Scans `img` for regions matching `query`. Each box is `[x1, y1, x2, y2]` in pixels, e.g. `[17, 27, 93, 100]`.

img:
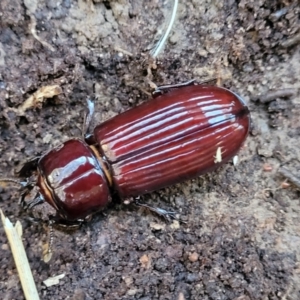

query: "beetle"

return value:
[14, 82, 250, 223]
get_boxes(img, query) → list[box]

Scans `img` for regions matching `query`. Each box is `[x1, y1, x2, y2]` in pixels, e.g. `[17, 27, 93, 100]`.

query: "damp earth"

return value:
[1, 1, 300, 299]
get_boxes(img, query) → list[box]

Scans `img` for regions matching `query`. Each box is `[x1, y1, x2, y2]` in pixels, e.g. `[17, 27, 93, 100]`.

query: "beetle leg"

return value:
[19, 187, 44, 210]
[134, 199, 177, 222]
[152, 79, 197, 97]
[48, 214, 85, 229]
[152, 78, 219, 97]
[0, 177, 43, 210]
[82, 97, 95, 138]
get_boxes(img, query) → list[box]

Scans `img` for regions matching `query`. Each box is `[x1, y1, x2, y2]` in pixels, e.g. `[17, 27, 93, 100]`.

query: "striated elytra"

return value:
[30, 84, 250, 221]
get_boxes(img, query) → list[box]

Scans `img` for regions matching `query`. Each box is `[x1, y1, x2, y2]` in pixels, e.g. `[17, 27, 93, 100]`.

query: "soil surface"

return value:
[1, 1, 300, 299]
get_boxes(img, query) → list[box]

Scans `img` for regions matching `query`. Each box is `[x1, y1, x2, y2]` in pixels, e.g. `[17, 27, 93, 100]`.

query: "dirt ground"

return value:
[1, 0, 300, 299]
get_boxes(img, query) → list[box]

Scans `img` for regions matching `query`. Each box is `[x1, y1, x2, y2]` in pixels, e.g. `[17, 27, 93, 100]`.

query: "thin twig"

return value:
[1, 210, 40, 300]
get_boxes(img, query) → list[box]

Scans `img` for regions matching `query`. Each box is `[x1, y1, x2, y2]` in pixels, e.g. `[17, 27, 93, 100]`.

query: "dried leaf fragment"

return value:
[18, 85, 62, 114]
[139, 254, 151, 269]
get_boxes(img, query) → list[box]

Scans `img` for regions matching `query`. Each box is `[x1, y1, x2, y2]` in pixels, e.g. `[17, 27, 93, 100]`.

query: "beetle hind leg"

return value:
[134, 199, 178, 222]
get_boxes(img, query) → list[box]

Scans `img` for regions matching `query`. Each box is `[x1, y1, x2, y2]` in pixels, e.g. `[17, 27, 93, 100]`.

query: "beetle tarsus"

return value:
[82, 97, 95, 138]
[153, 79, 197, 97]
[134, 200, 177, 222]
[153, 79, 220, 97]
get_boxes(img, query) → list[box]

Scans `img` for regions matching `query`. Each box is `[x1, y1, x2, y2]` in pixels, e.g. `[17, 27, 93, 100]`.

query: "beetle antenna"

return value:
[0, 177, 27, 188]
[150, 0, 179, 58]
[43, 219, 54, 263]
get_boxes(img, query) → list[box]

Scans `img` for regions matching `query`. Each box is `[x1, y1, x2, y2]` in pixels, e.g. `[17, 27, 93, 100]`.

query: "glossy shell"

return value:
[35, 84, 250, 221]
[94, 85, 250, 198]
[37, 139, 111, 220]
